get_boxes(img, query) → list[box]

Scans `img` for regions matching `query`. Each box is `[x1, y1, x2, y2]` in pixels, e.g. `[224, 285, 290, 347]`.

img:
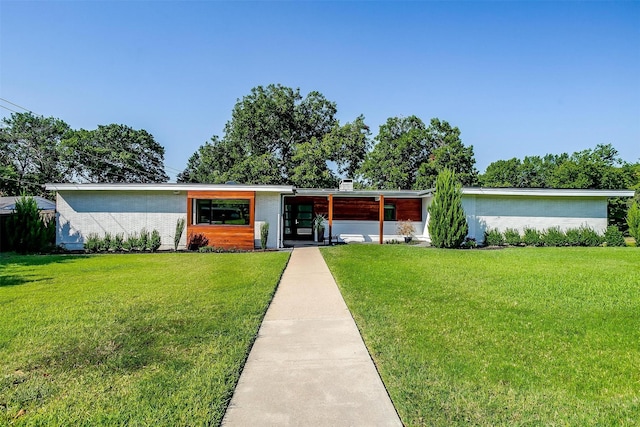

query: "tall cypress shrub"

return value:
[428, 169, 468, 248]
[627, 199, 640, 246]
[7, 195, 54, 253]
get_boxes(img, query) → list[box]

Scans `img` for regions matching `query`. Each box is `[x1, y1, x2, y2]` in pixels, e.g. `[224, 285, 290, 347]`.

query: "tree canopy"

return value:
[0, 112, 169, 196]
[359, 117, 477, 190]
[0, 112, 71, 196]
[62, 124, 169, 183]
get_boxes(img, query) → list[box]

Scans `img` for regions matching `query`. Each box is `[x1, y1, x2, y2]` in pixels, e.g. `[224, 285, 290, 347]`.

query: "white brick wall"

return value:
[463, 195, 608, 243]
[56, 191, 187, 250]
[254, 192, 282, 248]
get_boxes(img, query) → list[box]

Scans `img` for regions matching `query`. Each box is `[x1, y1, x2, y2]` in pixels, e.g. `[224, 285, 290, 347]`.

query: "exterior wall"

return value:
[331, 220, 427, 243]
[463, 195, 608, 243]
[187, 190, 255, 250]
[56, 190, 187, 250]
[254, 192, 283, 249]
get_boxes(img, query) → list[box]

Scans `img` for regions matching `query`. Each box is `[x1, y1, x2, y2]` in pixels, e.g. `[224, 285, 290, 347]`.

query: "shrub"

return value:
[174, 218, 186, 251]
[603, 225, 626, 247]
[522, 228, 542, 246]
[187, 233, 209, 251]
[461, 237, 477, 249]
[428, 169, 468, 248]
[6, 195, 55, 253]
[150, 229, 161, 252]
[260, 222, 269, 250]
[397, 220, 415, 237]
[84, 233, 101, 253]
[138, 228, 150, 251]
[124, 233, 139, 252]
[565, 228, 581, 246]
[627, 199, 640, 246]
[579, 226, 602, 247]
[542, 227, 567, 247]
[484, 228, 504, 246]
[100, 232, 112, 252]
[112, 233, 124, 251]
[503, 228, 522, 246]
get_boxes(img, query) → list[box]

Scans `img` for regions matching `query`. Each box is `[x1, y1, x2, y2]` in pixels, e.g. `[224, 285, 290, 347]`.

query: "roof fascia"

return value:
[45, 183, 296, 194]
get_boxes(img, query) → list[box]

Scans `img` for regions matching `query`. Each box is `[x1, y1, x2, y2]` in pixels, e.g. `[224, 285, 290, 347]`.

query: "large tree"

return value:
[358, 115, 429, 190]
[359, 116, 476, 190]
[181, 84, 338, 185]
[179, 84, 371, 187]
[0, 112, 71, 196]
[415, 118, 478, 188]
[61, 124, 169, 183]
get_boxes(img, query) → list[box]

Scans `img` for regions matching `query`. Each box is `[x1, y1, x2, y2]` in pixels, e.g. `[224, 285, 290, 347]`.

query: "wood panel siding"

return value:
[330, 197, 422, 221]
[391, 199, 422, 221]
[333, 197, 379, 220]
[186, 191, 255, 250]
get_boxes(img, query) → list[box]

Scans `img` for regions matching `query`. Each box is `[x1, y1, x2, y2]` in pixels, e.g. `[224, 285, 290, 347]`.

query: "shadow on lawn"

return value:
[0, 254, 90, 288]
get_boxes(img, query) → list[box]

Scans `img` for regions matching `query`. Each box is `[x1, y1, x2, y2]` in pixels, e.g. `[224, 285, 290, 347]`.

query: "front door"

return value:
[284, 203, 314, 239]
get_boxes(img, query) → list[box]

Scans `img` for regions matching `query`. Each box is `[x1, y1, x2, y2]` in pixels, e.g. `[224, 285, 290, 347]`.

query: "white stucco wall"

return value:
[463, 195, 608, 243]
[56, 191, 187, 250]
[330, 220, 427, 243]
[254, 192, 283, 249]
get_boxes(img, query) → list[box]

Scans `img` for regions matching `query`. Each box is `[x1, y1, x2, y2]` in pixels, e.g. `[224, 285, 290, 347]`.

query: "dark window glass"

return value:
[384, 204, 396, 221]
[195, 199, 250, 225]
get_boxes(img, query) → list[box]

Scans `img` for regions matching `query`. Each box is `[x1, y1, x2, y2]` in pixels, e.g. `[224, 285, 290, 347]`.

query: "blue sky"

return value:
[1, 1, 639, 182]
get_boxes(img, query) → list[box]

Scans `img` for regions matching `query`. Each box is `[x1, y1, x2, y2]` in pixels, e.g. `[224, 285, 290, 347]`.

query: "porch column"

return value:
[379, 194, 384, 244]
[328, 194, 333, 244]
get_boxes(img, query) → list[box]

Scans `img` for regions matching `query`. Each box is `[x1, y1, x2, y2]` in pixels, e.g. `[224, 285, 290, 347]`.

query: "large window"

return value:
[195, 199, 250, 225]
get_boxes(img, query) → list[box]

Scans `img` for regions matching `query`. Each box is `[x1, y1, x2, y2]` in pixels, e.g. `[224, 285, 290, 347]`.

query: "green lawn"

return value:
[0, 251, 289, 425]
[321, 245, 640, 426]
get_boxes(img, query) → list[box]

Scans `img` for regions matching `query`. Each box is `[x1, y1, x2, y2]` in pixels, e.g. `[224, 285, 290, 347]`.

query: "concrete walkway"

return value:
[222, 247, 402, 426]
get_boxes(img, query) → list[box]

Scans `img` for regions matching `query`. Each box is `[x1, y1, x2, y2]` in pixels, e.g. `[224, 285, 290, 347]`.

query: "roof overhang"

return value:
[294, 188, 433, 198]
[45, 183, 296, 194]
[461, 187, 635, 198]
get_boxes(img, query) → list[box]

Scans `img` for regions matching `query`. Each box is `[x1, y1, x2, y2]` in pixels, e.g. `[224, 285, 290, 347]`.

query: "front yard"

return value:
[322, 245, 640, 426]
[0, 252, 289, 425]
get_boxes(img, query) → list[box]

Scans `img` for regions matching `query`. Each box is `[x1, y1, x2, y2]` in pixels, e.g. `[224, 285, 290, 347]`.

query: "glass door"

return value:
[284, 203, 314, 239]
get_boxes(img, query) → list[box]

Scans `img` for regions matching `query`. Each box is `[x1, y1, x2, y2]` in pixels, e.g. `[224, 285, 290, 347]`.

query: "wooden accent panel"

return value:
[188, 224, 255, 250]
[388, 198, 422, 221]
[333, 197, 379, 220]
[186, 190, 256, 250]
[328, 194, 333, 243]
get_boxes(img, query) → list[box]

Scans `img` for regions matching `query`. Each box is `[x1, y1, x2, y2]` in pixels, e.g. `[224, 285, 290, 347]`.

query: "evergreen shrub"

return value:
[579, 226, 602, 247]
[523, 227, 542, 246]
[603, 226, 626, 247]
[627, 199, 640, 246]
[484, 228, 504, 246]
[565, 228, 581, 246]
[7, 195, 55, 253]
[260, 222, 269, 250]
[84, 233, 101, 253]
[428, 169, 468, 248]
[503, 228, 522, 246]
[542, 227, 566, 247]
[150, 230, 161, 252]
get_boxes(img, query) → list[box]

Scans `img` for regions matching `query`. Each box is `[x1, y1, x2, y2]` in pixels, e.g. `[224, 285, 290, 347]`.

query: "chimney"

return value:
[339, 179, 354, 191]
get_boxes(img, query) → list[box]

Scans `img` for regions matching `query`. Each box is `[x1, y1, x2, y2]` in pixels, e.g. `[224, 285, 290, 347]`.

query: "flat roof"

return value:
[461, 187, 635, 198]
[294, 188, 432, 198]
[45, 183, 296, 193]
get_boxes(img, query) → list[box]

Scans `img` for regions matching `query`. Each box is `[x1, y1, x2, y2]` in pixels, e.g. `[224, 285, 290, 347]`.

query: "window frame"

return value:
[193, 198, 251, 226]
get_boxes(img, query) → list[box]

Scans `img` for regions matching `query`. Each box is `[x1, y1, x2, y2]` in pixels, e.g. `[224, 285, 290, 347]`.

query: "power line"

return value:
[0, 104, 20, 114]
[0, 97, 34, 113]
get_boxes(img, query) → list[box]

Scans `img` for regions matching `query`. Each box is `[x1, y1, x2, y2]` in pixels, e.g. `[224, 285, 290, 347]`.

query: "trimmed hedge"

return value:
[84, 228, 162, 253]
[482, 225, 624, 248]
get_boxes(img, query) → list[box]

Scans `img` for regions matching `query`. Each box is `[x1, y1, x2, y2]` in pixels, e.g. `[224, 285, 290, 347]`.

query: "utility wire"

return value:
[0, 97, 34, 113]
[0, 104, 20, 114]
